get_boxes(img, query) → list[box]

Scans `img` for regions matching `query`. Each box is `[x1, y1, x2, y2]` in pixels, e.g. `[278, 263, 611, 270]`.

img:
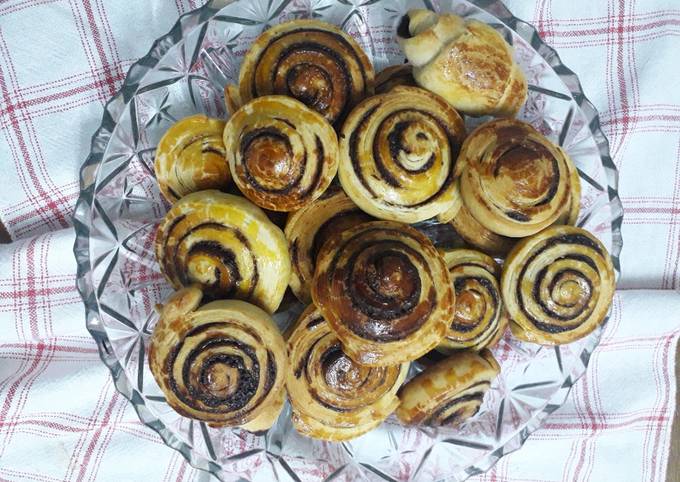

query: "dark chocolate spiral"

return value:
[439, 249, 507, 352]
[312, 220, 454, 366]
[458, 118, 575, 237]
[154, 115, 230, 203]
[154, 190, 290, 313]
[148, 287, 287, 430]
[286, 305, 408, 441]
[396, 350, 499, 426]
[338, 86, 466, 224]
[230, 19, 374, 127]
[285, 186, 373, 303]
[223, 96, 339, 212]
[501, 225, 616, 345]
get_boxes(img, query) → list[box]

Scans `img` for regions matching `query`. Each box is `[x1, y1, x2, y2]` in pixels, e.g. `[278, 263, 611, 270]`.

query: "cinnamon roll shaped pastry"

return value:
[154, 115, 230, 203]
[555, 154, 582, 226]
[224, 96, 339, 212]
[229, 19, 374, 127]
[397, 9, 527, 117]
[285, 186, 373, 303]
[459, 119, 575, 237]
[375, 64, 416, 94]
[154, 190, 290, 313]
[287, 305, 408, 441]
[312, 220, 454, 366]
[449, 181, 516, 257]
[148, 287, 287, 430]
[396, 350, 499, 426]
[338, 86, 466, 224]
[501, 226, 616, 345]
[439, 249, 507, 352]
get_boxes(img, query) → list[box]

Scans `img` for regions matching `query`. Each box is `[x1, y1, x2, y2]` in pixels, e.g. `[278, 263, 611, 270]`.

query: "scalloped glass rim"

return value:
[73, 0, 624, 480]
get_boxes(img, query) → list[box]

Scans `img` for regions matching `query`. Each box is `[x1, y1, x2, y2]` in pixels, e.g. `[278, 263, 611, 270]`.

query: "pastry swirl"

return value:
[397, 9, 527, 117]
[312, 220, 454, 366]
[231, 19, 374, 127]
[154, 190, 290, 313]
[501, 225, 616, 345]
[154, 115, 230, 203]
[439, 249, 507, 351]
[449, 180, 516, 256]
[396, 350, 499, 426]
[285, 186, 373, 303]
[224, 96, 339, 212]
[375, 64, 416, 94]
[148, 287, 287, 430]
[338, 86, 466, 224]
[459, 119, 574, 237]
[286, 305, 408, 441]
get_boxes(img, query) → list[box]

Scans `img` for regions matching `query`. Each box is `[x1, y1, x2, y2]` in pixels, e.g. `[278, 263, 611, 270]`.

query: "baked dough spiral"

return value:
[375, 64, 416, 94]
[154, 190, 290, 313]
[285, 186, 373, 303]
[397, 9, 527, 117]
[449, 181, 516, 257]
[312, 220, 454, 366]
[396, 350, 499, 426]
[286, 305, 408, 441]
[229, 19, 374, 127]
[223, 96, 339, 212]
[501, 225, 616, 345]
[154, 115, 230, 203]
[338, 86, 466, 224]
[439, 249, 507, 352]
[148, 287, 287, 430]
[555, 154, 582, 226]
[459, 119, 574, 237]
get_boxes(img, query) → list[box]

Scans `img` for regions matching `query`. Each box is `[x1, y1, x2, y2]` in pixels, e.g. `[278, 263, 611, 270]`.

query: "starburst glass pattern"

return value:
[74, 0, 623, 481]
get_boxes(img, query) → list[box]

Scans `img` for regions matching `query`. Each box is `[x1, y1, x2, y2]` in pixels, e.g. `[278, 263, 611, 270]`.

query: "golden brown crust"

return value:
[223, 96, 339, 212]
[311, 220, 454, 366]
[554, 147, 582, 226]
[458, 119, 574, 237]
[501, 225, 616, 345]
[396, 350, 499, 426]
[148, 287, 287, 429]
[338, 86, 466, 224]
[237, 19, 375, 127]
[438, 249, 508, 352]
[285, 186, 373, 303]
[375, 64, 417, 94]
[154, 190, 291, 313]
[154, 115, 230, 203]
[397, 10, 527, 117]
[286, 305, 408, 441]
[449, 181, 516, 257]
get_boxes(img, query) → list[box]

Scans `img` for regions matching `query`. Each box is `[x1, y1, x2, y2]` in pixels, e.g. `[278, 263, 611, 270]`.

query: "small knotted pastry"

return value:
[338, 86, 466, 224]
[375, 64, 416, 94]
[223, 96, 339, 212]
[438, 249, 507, 352]
[148, 287, 287, 431]
[502, 226, 616, 345]
[154, 115, 230, 203]
[458, 119, 576, 237]
[154, 190, 290, 313]
[396, 350, 499, 426]
[312, 220, 454, 366]
[228, 19, 374, 127]
[397, 9, 527, 117]
[286, 305, 408, 441]
[285, 186, 373, 303]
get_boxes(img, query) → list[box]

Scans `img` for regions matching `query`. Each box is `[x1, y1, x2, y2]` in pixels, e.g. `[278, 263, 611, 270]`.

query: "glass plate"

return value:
[73, 0, 623, 480]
